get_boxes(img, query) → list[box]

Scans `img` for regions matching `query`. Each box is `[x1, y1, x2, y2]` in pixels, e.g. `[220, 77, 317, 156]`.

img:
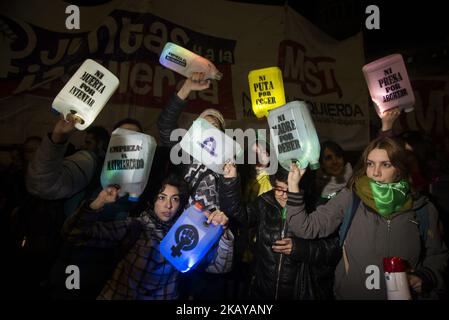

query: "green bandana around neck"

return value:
[354, 176, 412, 218]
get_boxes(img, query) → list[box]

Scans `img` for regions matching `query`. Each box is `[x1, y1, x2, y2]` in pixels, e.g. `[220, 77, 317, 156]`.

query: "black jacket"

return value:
[231, 189, 341, 300]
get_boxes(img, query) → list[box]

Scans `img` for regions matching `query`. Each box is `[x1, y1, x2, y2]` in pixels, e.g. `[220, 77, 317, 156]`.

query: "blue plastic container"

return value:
[160, 203, 223, 273]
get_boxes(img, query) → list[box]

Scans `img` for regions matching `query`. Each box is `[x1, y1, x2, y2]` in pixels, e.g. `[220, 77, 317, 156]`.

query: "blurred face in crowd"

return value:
[321, 147, 345, 177]
[203, 115, 221, 130]
[82, 133, 101, 153]
[366, 148, 399, 184]
[273, 180, 288, 208]
[154, 184, 181, 222]
[119, 123, 142, 132]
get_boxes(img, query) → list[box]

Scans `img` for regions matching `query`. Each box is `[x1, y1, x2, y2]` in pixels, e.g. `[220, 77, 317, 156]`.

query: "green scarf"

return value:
[354, 176, 412, 218]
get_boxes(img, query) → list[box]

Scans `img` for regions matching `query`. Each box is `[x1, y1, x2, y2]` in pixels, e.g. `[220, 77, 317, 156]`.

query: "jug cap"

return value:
[383, 256, 406, 273]
[309, 162, 320, 170]
[194, 202, 204, 210]
[128, 194, 139, 202]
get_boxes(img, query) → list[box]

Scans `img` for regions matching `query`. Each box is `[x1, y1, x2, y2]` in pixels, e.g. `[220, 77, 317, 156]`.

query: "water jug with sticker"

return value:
[179, 118, 243, 174]
[159, 42, 223, 80]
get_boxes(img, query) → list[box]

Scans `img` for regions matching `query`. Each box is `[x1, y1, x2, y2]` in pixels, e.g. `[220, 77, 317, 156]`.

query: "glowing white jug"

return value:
[52, 59, 119, 130]
[268, 101, 320, 171]
[362, 54, 415, 116]
[159, 42, 223, 80]
[100, 128, 156, 202]
[179, 118, 242, 174]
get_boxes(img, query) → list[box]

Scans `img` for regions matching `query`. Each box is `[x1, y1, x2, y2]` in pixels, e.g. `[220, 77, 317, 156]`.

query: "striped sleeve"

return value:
[62, 200, 133, 248]
[204, 229, 234, 274]
[286, 191, 303, 207]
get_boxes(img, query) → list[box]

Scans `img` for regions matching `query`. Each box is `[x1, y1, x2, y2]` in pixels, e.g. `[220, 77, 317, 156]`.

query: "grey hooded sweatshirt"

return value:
[286, 188, 448, 300]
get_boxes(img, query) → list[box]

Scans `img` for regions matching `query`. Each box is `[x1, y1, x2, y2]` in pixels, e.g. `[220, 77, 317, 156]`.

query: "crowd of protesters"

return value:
[0, 72, 448, 300]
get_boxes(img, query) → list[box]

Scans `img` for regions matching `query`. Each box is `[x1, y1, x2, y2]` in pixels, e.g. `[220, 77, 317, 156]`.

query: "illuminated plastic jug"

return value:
[100, 128, 156, 202]
[248, 67, 286, 118]
[179, 118, 243, 174]
[267, 101, 320, 171]
[362, 54, 415, 116]
[160, 202, 223, 273]
[159, 42, 223, 80]
[383, 257, 412, 300]
[52, 59, 119, 130]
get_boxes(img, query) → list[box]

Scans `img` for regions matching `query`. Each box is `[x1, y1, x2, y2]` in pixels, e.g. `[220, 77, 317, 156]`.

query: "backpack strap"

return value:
[415, 205, 429, 243]
[339, 191, 361, 247]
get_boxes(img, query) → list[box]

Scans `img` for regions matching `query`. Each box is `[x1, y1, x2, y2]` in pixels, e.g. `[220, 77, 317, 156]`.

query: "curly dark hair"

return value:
[155, 174, 189, 214]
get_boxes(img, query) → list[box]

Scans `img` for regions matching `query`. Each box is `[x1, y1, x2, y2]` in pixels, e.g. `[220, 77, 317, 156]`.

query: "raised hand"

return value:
[89, 185, 120, 210]
[51, 114, 82, 143]
[288, 162, 305, 193]
[177, 72, 211, 100]
[380, 107, 401, 131]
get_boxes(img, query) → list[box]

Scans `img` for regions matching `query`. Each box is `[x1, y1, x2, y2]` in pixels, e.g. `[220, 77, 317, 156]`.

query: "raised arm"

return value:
[219, 163, 260, 229]
[62, 186, 133, 248]
[157, 73, 210, 147]
[285, 163, 350, 238]
[26, 116, 97, 199]
[377, 107, 401, 138]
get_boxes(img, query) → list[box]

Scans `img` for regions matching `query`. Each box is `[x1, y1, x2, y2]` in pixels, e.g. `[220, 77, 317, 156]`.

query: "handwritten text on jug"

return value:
[253, 75, 277, 105]
[107, 144, 145, 170]
[68, 70, 106, 108]
[378, 68, 408, 103]
[271, 115, 301, 154]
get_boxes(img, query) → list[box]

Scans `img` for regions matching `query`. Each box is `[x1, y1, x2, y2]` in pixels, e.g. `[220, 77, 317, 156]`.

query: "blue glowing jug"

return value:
[160, 203, 223, 273]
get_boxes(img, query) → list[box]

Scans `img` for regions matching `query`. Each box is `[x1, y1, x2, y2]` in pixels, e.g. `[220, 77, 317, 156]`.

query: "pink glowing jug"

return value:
[362, 54, 415, 116]
[159, 42, 223, 80]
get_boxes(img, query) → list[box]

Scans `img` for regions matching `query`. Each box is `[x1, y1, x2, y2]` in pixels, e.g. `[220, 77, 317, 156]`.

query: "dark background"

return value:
[230, 0, 449, 76]
[59, 0, 449, 77]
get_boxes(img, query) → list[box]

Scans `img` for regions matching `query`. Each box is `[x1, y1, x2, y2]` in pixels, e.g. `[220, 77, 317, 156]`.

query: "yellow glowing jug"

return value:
[248, 67, 286, 118]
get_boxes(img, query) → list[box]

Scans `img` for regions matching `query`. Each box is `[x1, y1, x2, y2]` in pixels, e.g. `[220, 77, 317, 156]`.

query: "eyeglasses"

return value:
[274, 188, 288, 195]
